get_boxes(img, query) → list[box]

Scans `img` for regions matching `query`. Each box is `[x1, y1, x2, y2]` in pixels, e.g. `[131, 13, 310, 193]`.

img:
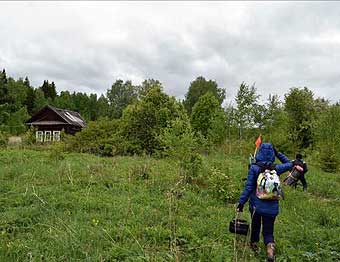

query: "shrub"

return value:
[157, 116, 204, 183]
[191, 92, 226, 145]
[319, 145, 339, 173]
[284, 87, 317, 149]
[0, 131, 8, 147]
[67, 118, 121, 156]
[208, 167, 240, 203]
[21, 126, 37, 146]
[180, 152, 203, 184]
[120, 86, 186, 155]
[157, 116, 198, 158]
[49, 142, 66, 162]
[314, 105, 340, 172]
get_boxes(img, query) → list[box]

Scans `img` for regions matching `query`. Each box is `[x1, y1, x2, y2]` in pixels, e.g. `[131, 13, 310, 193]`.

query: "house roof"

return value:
[48, 105, 86, 128]
[26, 105, 86, 128]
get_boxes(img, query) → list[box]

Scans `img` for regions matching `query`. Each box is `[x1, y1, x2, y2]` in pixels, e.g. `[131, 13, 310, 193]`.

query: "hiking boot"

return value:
[249, 242, 259, 252]
[266, 242, 275, 262]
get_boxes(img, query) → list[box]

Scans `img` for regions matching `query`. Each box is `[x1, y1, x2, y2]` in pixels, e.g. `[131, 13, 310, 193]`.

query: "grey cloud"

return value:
[1, 2, 340, 104]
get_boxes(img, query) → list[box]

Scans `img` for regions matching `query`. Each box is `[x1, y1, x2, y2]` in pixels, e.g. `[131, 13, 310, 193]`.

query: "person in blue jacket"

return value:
[237, 143, 293, 262]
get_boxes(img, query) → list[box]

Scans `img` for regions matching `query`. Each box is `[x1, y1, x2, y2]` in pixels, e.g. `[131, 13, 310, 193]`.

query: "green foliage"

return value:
[53, 91, 74, 111]
[319, 147, 339, 173]
[96, 95, 110, 118]
[107, 79, 138, 119]
[184, 76, 225, 114]
[314, 104, 340, 172]
[7, 77, 28, 107]
[120, 85, 185, 155]
[254, 94, 283, 132]
[0, 131, 8, 147]
[40, 80, 57, 101]
[157, 115, 204, 184]
[260, 95, 293, 152]
[0, 69, 9, 104]
[21, 126, 37, 146]
[53, 90, 101, 121]
[234, 82, 260, 138]
[71, 92, 94, 121]
[67, 118, 121, 156]
[208, 167, 240, 203]
[49, 141, 67, 162]
[137, 79, 163, 99]
[157, 115, 198, 158]
[0, 104, 11, 129]
[263, 110, 293, 154]
[6, 107, 29, 135]
[24, 84, 35, 115]
[179, 152, 203, 184]
[207, 110, 227, 145]
[191, 92, 227, 145]
[0, 105, 29, 135]
[32, 88, 48, 114]
[284, 87, 319, 149]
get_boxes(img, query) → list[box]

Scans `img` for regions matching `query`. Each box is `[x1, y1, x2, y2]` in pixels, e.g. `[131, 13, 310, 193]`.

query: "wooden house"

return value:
[26, 105, 86, 142]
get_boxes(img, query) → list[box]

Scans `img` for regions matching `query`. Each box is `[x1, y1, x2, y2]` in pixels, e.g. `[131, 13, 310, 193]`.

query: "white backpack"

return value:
[256, 169, 282, 200]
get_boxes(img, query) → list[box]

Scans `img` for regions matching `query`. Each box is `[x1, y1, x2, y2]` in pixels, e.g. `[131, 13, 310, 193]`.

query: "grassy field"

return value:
[0, 148, 339, 261]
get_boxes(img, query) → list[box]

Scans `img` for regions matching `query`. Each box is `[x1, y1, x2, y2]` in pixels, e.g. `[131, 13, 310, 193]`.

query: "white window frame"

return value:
[53, 131, 61, 142]
[36, 131, 44, 142]
[44, 131, 52, 142]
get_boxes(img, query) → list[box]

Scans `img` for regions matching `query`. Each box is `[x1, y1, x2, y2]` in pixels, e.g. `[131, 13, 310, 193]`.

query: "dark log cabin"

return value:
[26, 105, 86, 142]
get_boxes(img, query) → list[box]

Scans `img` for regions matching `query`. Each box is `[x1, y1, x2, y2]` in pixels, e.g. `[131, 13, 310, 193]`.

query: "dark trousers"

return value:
[294, 174, 307, 191]
[250, 212, 276, 245]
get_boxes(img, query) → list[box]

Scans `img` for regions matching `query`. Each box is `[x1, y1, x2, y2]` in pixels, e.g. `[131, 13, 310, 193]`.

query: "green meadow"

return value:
[0, 148, 339, 261]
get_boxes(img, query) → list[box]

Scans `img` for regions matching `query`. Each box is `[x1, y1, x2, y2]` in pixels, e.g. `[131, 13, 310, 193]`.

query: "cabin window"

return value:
[45, 131, 52, 142]
[36, 131, 44, 142]
[53, 131, 61, 141]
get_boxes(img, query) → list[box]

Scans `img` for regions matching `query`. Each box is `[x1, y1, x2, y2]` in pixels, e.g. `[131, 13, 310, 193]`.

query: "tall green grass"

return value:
[0, 148, 339, 261]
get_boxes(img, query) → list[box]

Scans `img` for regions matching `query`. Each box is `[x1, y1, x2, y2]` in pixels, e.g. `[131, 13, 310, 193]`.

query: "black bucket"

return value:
[229, 219, 249, 236]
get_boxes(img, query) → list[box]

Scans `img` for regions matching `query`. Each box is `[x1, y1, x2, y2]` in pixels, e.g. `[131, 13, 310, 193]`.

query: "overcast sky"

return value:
[1, 1, 340, 104]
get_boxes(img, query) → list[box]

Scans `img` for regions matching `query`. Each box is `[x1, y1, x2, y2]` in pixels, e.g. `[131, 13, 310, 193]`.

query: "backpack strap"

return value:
[255, 162, 276, 173]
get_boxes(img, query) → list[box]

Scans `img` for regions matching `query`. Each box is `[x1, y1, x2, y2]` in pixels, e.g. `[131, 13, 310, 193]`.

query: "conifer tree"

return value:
[0, 69, 9, 104]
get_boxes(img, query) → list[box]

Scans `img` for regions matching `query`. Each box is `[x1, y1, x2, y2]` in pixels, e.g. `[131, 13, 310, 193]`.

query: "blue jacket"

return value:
[238, 143, 293, 217]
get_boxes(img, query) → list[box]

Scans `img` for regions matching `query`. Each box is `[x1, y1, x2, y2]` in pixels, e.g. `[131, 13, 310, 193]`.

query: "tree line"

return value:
[1, 69, 340, 172]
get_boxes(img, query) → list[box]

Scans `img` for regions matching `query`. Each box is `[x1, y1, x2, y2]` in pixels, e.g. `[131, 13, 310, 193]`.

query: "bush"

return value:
[319, 145, 339, 173]
[0, 131, 8, 147]
[208, 167, 240, 203]
[120, 86, 186, 155]
[21, 126, 37, 146]
[157, 116, 204, 184]
[180, 152, 203, 184]
[67, 118, 121, 156]
[157, 116, 198, 158]
[49, 141, 66, 162]
[191, 92, 226, 145]
[314, 105, 340, 172]
[0, 106, 29, 135]
[284, 87, 317, 149]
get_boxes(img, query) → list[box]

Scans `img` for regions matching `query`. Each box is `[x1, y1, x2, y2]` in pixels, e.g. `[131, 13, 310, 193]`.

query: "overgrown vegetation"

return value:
[0, 148, 338, 261]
